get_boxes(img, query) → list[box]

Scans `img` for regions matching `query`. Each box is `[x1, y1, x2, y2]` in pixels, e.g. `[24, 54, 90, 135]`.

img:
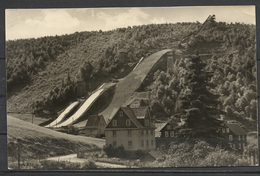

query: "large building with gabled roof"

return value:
[105, 105, 156, 152]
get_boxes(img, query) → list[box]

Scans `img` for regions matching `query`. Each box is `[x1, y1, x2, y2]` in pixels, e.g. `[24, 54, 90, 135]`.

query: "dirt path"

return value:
[46, 154, 127, 168]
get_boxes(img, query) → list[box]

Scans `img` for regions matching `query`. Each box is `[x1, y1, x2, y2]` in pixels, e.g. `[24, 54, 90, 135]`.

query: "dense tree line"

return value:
[148, 22, 256, 131]
[6, 32, 94, 91]
[7, 22, 202, 113]
[6, 21, 256, 120]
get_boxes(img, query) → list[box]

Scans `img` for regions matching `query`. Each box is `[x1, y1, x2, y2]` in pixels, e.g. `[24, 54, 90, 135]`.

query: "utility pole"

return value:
[17, 138, 21, 169]
[31, 113, 34, 124]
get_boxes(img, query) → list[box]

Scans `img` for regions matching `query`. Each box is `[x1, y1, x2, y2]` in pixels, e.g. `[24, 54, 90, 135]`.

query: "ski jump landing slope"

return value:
[100, 49, 172, 121]
[55, 88, 105, 128]
[45, 101, 79, 128]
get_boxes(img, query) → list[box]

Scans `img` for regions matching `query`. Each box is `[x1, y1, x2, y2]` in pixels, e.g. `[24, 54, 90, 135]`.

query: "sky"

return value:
[6, 6, 255, 40]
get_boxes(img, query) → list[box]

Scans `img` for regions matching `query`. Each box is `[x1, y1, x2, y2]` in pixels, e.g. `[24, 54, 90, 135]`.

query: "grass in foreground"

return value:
[7, 115, 105, 169]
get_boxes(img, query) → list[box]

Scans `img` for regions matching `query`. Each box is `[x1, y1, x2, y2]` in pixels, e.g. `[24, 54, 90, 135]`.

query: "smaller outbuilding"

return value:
[85, 115, 106, 137]
[221, 123, 247, 151]
[156, 121, 180, 151]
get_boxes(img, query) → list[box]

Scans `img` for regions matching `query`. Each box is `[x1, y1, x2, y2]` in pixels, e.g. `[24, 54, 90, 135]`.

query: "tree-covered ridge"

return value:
[6, 21, 256, 131]
[6, 22, 201, 112]
[148, 22, 256, 131]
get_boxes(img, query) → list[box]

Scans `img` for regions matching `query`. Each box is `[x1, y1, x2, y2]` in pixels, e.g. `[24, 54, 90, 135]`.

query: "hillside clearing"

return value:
[7, 115, 105, 161]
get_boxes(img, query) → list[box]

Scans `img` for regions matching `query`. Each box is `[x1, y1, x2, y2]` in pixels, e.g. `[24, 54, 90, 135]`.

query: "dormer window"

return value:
[112, 120, 117, 126]
[119, 111, 123, 117]
[145, 119, 149, 126]
[222, 128, 225, 133]
[126, 119, 131, 126]
[226, 128, 229, 133]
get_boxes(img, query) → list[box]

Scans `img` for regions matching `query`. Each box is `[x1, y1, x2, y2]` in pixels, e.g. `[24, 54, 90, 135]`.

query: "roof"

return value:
[155, 122, 168, 132]
[147, 151, 163, 159]
[108, 108, 120, 121]
[85, 115, 104, 128]
[154, 122, 167, 137]
[121, 107, 144, 128]
[73, 120, 88, 128]
[225, 124, 247, 135]
[159, 120, 180, 132]
[124, 99, 149, 108]
[131, 107, 148, 119]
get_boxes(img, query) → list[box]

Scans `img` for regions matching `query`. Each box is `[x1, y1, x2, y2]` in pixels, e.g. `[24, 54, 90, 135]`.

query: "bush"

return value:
[40, 160, 81, 169]
[40, 160, 97, 169]
[81, 160, 97, 169]
[142, 140, 248, 167]
[103, 144, 126, 158]
[68, 126, 79, 135]
[134, 150, 145, 159]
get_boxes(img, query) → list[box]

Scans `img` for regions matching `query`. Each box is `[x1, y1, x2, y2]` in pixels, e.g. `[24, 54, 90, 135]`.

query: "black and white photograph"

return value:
[5, 6, 258, 169]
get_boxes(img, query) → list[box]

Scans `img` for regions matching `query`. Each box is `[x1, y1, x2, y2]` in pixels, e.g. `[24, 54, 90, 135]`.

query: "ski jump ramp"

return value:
[55, 88, 105, 127]
[45, 101, 79, 128]
[100, 49, 173, 121]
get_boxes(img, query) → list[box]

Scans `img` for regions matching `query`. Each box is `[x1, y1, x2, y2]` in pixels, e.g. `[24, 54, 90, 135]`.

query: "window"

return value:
[146, 130, 149, 135]
[146, 140, 149, 148]
[128, 130, 132, 137]
[242, 135, 245, 140]
[113, 141, 117, 147]
[119, 111, 123, 116]
[141, 141, 144, 148]
[229, 135, 233, 141]
[151, 140, 154, 147]
[167, 125, 171, 130]
[170, 131, 174, 137]
[226, 128, 229, 133]
[243, 143, 245, 149]
[113, 130, 117, 137]
[151, 130, 154, 135]
[145, 119, 150, 126]
[233, 144, 236, 149]
[112, 120, 117, 126]
[128, 141, 132, 148]
[239, 143, 241, 149]
[141, 130, 144, 136]
[126, 119, 131, 126]
[238, 135, 241, 141]
[165, 131, 169, 137]
[222, 128, 225, 133]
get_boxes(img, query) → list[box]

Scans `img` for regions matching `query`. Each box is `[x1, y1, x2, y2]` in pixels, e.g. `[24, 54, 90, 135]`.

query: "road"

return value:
[46, 154, 127, 168]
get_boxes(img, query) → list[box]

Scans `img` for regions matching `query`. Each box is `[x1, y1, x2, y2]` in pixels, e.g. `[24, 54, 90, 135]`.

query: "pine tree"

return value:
[177, 55, 225, 138]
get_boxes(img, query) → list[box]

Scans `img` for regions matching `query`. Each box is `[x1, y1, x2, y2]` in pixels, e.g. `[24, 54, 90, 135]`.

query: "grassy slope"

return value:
[100, 49, 172, 120]
[7, 33, 121, 112]
[7, 115, 105, 159]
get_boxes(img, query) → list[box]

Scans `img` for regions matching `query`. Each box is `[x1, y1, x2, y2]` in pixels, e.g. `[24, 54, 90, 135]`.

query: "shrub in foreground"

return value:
[40, 160, 96, 169]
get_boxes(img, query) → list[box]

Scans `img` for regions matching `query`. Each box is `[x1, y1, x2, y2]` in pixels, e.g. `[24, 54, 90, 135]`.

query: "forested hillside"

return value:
[6, 22, 201, 113]
[146, 22, 256, 131]
[6, 21, 257, 132]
